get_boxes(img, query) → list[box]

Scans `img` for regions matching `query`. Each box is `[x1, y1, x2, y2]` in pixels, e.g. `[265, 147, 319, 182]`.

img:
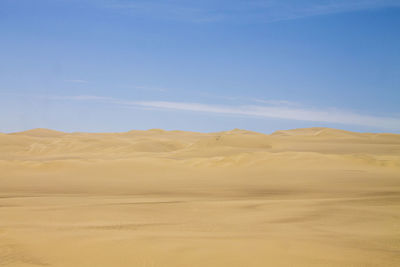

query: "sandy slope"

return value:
[0, 127, 399, 266]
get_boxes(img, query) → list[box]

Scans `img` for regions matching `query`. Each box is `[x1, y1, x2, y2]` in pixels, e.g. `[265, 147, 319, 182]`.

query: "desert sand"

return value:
[0, 127, 399, 266]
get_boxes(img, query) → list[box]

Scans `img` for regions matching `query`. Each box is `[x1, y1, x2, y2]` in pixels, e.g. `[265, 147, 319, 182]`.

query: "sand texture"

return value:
[0, 127, 400, 266]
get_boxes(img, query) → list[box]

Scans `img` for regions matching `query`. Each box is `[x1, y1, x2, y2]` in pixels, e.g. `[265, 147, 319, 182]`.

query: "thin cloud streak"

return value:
[102, 1, 226, 23]
[47, 95, 111, 101]
[42, 94, 400, 131]
[135, 101, 400, 130]
[99, 0, 400, 23]
[252, 0, 400, 22]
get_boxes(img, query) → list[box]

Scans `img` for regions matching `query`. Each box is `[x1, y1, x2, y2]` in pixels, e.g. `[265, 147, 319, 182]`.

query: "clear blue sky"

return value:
[1, 0, 400, 133]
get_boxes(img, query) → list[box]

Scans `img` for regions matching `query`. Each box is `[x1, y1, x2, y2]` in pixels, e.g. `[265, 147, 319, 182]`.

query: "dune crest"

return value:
[2, 127, 399, 162]
[11, 128, 67, 137]
[271, 127, 360, 137]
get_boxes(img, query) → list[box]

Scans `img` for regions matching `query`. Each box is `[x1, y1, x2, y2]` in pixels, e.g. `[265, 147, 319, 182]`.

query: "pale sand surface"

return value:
[0, 127, 400, 266]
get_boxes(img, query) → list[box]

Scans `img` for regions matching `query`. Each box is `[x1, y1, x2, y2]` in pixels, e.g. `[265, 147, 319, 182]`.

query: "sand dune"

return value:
[0, 127, 399, 266]
[11, 128, 67, 138]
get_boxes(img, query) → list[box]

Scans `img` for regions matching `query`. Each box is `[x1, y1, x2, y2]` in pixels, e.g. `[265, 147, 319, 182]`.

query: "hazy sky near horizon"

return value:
[1, 0, 400, 133]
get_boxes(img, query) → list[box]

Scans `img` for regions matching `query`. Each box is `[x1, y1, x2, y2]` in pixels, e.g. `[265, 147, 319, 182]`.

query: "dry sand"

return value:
[0, 127, 399, 266]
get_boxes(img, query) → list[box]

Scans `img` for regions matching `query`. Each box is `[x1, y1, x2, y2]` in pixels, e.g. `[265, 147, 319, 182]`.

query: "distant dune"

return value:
[10, 128, 67, 137]
[0, 128, 399, 266]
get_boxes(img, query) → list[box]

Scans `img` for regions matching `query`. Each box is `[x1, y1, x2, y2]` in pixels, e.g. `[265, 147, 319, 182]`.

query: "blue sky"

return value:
[1, 0, 400, 133]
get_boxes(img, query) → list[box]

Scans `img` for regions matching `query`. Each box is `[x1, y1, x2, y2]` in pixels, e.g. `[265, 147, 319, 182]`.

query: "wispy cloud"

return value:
[249, 0, 400, 22]
[102, 1, 226, 23]
[98, 0, 400, 23]
[134, 101, 400, 130]
[39, 94, 400, 131]
[47, 95, 110, 101]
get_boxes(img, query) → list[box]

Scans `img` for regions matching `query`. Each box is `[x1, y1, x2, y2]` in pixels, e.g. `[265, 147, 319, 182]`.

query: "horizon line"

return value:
[4, 126, 400, 136]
